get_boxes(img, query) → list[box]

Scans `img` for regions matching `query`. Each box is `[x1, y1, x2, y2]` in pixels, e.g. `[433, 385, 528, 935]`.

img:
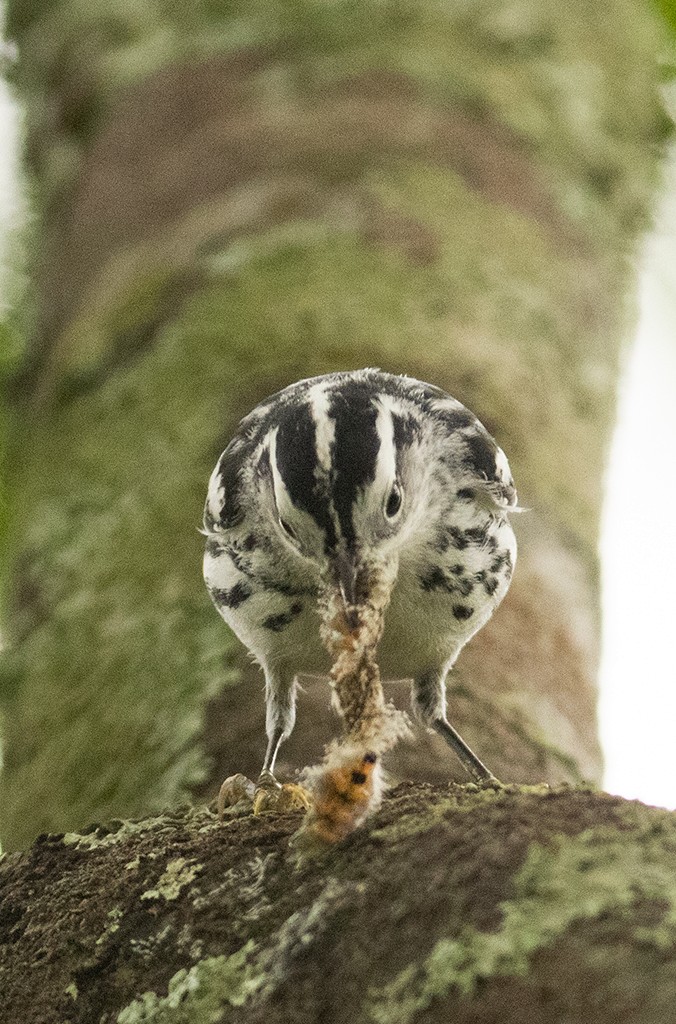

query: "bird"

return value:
[203, 368, 518, 815]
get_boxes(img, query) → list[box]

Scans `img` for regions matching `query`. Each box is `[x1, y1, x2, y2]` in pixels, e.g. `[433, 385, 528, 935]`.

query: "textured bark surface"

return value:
[2, 785, 676, 1024]
[0, 0, 668, 850]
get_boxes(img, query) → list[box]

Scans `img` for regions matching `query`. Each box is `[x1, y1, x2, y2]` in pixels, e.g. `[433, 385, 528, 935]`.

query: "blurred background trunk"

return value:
[0, 0, 667, 848]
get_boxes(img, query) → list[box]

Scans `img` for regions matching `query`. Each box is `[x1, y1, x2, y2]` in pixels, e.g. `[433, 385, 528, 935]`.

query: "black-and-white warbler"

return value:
[203, 369, 517, 811]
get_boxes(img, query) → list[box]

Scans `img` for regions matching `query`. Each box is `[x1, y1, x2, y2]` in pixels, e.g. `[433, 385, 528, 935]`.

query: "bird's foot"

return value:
[217, 770, 311, 818]
[252, 770, 312, 815]
[217, 773, 256, 816]
[477, 774, 504, 789]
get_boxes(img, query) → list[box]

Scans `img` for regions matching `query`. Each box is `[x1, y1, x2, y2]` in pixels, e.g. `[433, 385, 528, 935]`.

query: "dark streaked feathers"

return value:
[452, 604, 474, 620]
[209, 581, 253, 609]
[262, 602, 304, 632]
[214, 440, 251, 529]
[275, 402, 337, 549]
[328, 382, 381, 548]
[462, 431, 498, 482]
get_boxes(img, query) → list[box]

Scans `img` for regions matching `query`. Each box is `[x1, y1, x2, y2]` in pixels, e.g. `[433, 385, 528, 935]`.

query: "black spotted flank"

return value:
[452, 604, 474, 620]
[419, 567, 473, 597]
[450, 563, 465, 575]
[419, 566, 447, 592]
[262, 602, 304, 632]
[465, 524, 489, 546]
[474, 569, 498, 596]
[490, 550, 513, 574]
[448, 526, 469, 550]
[439, 524, 491, 552]
[228, 547, 255, 578]
[209, 581, 252, 609]
[433, 530, 451, 554]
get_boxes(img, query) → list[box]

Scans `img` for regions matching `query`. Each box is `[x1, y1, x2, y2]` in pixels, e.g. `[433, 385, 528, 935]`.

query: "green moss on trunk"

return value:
[0, 0, 667, 847]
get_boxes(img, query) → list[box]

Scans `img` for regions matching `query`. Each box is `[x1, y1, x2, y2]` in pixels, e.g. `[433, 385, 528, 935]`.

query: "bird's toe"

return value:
[278, 782, 313, 812]
[253, 778, 312, 815]
[217, 773, 256, 816]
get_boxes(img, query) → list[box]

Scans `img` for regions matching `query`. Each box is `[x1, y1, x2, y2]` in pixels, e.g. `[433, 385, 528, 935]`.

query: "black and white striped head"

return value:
[205, 369, 517, 610]
[263, 377, 416, 566]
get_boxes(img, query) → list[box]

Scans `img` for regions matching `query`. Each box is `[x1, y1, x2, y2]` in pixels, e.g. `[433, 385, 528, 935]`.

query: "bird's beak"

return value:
[333, 549, 363, 631]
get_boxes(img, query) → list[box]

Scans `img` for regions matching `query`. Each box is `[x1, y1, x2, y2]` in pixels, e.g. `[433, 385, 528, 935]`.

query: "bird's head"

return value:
[206, 371, 517, 632]
[260, 374, 518, 630]
[262, 379, 432, 628]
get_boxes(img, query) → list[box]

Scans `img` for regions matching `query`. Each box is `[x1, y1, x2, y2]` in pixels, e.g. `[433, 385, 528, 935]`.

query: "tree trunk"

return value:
[0, 0, 666, 853]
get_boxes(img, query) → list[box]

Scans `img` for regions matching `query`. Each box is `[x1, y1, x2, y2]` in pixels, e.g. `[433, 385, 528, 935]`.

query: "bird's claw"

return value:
[253, 778, 312, 815]
[217, 771, 312, 818]
[477, 775, 504, 790]
[217, 773, 256, 816]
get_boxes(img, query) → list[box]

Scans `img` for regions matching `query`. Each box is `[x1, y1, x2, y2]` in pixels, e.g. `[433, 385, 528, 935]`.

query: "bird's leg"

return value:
[413, 669, 500, 785]
[259, 724, 285, 780]
[252, 674, 311, 813]
[252, 725, 292, 809]
[431, 717, 498, 784]
[217, 669, 311, 816]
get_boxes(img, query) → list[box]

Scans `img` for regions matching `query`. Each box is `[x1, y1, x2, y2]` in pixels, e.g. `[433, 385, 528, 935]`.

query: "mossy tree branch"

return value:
[2, 785, 676, 1023]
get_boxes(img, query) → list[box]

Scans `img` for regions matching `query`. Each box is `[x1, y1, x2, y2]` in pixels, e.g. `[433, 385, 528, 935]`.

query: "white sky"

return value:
[599, 148, 676, 810]
[0, 63, 674, 808]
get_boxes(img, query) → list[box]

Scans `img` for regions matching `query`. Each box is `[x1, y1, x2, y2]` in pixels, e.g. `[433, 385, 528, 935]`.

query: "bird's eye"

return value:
[385, 484, 403, 519]
[279, 518, 299, 543]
